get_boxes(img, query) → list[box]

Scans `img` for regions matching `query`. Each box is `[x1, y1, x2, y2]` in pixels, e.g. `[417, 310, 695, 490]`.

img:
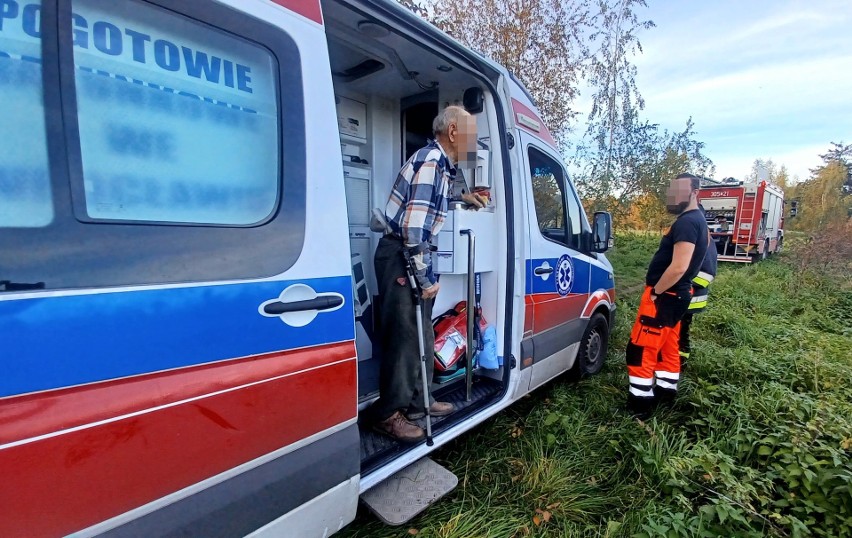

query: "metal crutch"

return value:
[401, 248, 434, 446]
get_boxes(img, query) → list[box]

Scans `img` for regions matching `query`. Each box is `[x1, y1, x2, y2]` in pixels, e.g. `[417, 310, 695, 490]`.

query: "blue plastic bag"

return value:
[477, 325, 499, 370]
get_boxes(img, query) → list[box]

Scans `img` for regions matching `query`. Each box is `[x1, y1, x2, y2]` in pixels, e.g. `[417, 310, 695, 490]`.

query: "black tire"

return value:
[573, 312, 609, 378]
[776, 236, 783, 253]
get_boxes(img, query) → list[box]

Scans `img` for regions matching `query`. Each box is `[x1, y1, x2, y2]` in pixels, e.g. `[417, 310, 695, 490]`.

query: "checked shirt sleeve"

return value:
[402, 159, 439, 289]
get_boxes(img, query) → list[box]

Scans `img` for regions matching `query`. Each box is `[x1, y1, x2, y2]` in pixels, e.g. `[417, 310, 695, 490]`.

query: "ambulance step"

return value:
[361, 457, 458, 525]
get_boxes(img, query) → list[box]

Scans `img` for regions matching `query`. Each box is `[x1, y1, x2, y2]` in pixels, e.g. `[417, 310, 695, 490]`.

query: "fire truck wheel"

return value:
[776, 237, 783, 253]
[762, 239, 770, 259]
[571, 312, 608, 378]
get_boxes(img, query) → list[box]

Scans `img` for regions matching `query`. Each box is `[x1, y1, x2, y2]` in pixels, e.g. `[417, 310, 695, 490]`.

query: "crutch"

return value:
[401, 248, 434, 446]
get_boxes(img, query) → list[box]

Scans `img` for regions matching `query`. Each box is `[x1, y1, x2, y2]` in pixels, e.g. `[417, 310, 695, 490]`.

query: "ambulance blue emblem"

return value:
[555, 254, 574, 296]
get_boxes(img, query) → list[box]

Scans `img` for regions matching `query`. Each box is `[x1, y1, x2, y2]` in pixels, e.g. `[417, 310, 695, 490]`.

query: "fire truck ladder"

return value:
[719, 193, 756, 263]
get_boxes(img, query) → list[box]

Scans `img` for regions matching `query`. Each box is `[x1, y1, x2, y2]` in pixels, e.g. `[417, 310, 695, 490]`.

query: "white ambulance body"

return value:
[0, 0, 615, 535]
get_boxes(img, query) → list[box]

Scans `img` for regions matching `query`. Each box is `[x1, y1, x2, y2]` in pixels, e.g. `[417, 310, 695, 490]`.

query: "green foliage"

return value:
[343, 235, 852, 538]
[790, 161, 852, 232]
[429, 0, 592, 150]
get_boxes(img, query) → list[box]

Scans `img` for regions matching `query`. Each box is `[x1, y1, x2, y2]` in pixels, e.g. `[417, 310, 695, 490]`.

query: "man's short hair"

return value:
[433, 105, 469, 137]
[676, 172, 701, 191]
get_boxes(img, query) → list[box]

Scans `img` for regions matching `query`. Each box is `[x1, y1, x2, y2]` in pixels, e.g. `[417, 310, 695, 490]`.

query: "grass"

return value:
[341, 232, 852, 538]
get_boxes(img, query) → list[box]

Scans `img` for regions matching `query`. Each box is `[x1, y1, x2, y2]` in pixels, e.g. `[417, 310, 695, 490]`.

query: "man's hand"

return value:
[421, 282, 441, 300]
[460, 192, 487, 209]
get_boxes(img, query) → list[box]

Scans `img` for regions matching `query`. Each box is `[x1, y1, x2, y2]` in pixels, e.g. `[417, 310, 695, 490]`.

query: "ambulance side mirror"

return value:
[591, 211, 613, 253]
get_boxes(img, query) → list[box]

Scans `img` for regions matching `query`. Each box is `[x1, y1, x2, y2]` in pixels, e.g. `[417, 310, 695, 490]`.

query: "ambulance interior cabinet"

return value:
[435, 208, 496, 274]
[336, 96, 367, 144]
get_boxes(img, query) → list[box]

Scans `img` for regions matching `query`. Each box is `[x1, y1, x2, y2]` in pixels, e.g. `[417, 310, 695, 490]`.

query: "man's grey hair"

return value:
[432, 105, 469, 137]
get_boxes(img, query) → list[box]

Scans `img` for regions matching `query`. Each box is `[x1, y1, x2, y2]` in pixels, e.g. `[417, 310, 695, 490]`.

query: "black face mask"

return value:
[666, 200, 689, 215]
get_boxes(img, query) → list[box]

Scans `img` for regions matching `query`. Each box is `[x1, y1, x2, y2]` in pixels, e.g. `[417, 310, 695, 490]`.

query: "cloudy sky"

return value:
[632, 0, 852, 181]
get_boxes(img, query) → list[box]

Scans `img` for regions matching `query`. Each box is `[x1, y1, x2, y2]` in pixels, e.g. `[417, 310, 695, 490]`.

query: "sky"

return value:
[629, 0, 852, 182]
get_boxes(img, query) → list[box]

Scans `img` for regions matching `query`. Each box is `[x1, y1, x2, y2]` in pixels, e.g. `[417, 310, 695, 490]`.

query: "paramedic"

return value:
[372, 105, 487, 442]
[679, 206, 717, 368]
[625, 173, 709, 420]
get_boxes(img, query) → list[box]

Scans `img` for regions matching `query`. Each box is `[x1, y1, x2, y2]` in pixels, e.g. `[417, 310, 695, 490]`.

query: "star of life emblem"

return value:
[556, 254, 574, 296]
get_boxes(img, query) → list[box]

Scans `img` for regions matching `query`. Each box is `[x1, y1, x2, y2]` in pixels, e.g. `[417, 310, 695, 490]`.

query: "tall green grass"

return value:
[342, 233, 852, 537]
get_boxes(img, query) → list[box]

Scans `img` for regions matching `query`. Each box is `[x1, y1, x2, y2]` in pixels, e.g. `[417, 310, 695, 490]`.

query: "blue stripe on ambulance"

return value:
[525, 256, 591, 295]
[0, 276, 354, 398]
[589, 262, 613, 292]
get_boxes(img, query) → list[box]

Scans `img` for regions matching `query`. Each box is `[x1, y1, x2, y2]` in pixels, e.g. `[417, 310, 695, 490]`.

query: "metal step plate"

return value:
[361, 457, 458, 526]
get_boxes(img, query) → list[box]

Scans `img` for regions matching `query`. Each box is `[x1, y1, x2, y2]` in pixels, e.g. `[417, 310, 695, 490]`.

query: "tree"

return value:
[774, 165, 791, 191]
[623, 192, 668, 232]
[574, 116, 713, 225]
[429, 0, 593, 148]
[746, 158, 778, 183]
[575, 0, 655, 197]
[396, 0, 429, 16]
[813, 141, 852, 193]
[793, 160, 851, 231]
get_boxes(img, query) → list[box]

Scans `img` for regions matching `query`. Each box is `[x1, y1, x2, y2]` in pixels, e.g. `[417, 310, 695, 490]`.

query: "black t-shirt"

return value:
[646, 209, 709, 293]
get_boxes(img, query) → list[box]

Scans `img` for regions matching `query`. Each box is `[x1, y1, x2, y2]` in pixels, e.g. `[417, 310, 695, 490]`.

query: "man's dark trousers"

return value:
[373, 236, 435, 420]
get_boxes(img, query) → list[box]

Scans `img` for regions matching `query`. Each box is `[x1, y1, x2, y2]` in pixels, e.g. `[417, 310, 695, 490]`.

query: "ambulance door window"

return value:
[528, 146, 573, 248]
[70, 0, 279, 225]
[563, 179, 585, 251]
[0, 0, 52, 227]
[0, 0, 308, 290]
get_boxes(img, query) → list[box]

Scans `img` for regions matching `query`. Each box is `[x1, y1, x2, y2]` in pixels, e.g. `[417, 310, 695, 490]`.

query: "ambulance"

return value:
[0, 0, 616, 535]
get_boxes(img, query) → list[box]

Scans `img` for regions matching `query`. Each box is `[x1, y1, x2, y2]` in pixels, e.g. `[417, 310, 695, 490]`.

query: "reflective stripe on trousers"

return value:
[625, 286, 690, 399]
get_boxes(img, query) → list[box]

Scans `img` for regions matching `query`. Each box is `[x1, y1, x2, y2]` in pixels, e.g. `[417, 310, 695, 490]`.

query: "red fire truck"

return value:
[699, 178, 785, 263]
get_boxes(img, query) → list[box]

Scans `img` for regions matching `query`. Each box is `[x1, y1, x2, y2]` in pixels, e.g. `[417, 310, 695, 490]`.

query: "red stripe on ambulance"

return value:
[270, 0, 323, 24]
[1, 341, 355, 444]
[0, 341, 356, 537]
[581, 289, 615, 318]
[527, 293, 586, 333]
[511, 98, 557, 148]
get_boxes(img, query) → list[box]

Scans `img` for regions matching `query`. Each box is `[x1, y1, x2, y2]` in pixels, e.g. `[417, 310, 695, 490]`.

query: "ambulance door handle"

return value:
[263, 295, 343, 315]
[534, 267, 553, 275]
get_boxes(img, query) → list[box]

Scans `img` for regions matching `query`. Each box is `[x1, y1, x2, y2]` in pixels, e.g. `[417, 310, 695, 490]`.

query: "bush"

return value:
[786, 220, 852, 286]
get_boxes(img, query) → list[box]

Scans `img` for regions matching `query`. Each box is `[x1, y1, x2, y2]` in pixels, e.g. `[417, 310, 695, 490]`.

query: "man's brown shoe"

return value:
[407, 401, 455, 420]
[373, 411, 425, 442]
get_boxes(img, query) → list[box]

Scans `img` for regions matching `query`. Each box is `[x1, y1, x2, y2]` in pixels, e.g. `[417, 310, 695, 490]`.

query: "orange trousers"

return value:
[625, 286, 691, 411]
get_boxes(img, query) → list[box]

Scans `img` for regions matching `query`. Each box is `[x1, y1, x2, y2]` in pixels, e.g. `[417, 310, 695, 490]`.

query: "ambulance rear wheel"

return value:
[574, 312, 608, 378]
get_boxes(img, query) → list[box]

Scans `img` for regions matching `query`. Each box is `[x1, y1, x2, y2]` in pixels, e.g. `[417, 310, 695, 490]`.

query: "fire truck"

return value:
[698, 178, 785, 263]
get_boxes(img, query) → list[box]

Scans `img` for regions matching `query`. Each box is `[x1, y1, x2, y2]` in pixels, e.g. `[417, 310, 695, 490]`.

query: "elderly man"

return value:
[625, 173, 709, 420]
[372, 105, 486, 442]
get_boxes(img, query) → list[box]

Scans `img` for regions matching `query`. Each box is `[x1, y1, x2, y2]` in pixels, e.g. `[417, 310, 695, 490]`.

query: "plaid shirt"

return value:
[385, 140, 462, 288]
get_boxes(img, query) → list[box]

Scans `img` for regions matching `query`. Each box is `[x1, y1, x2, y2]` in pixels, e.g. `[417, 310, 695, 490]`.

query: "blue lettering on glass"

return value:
[21, 3, 38, 38]
[93, 21, 122, 56]
[72, 13, 88, 48]
[236, 64, 252, 94]
[222, 59, 234, 88]
[182, 47, 220, 82]
[2, 3, 255, 94]
[124, 28, 149, 63]
[153, 39, 179, 72]
[0, 0, 18, 32]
